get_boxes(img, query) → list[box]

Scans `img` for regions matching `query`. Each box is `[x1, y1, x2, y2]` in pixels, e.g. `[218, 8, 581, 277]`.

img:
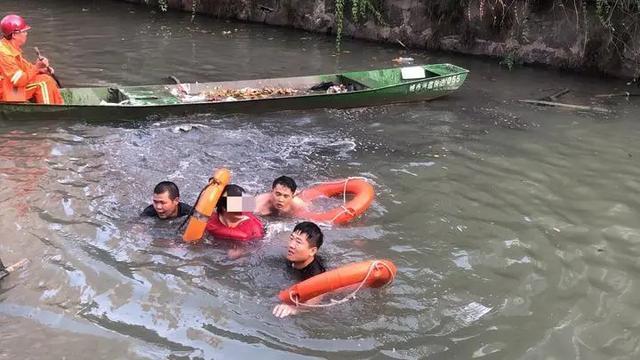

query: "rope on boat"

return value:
[288, 260, 395, 308]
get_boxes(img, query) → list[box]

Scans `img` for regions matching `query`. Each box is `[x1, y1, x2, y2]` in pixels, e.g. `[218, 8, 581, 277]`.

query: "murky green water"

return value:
[1, 0, 640, 359]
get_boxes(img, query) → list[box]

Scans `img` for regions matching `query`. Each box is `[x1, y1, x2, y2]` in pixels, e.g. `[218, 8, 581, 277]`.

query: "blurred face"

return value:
[271, 184, 294, 211]
[286, 230, 317, 263]
[225, 194, 256, 213]
[12, 30, 28, 47]
[220, 194, 242, 223]
[152, 191, 179, 219]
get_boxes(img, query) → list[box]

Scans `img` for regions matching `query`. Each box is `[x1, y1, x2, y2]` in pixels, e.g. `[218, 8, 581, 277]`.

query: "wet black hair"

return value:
[154, 181, 180, 200]
[216, 184, 246, 213]
[292, 221, 323, 249]
[272, 175, 297, 193]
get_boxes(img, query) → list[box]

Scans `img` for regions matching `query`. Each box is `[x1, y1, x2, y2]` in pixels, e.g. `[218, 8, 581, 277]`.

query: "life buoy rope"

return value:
[288, 260, 396, 308]
[329, 177, 364, 223]
[298, 177, 374, 225]
[304, 176, 369, 196]
[328, 205, 356, 224]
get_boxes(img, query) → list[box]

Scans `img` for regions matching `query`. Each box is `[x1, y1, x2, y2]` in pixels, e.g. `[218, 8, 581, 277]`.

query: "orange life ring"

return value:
[297, 178, 375, 224]
[278, 259, 397, 305]
[182, 168, 231, 243]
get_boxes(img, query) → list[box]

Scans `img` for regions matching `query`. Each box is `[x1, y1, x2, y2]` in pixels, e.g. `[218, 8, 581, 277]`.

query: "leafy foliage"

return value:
[576, 0, 639, 74]
[138, 0, 639, 74]
[424, 0, 639, 73]
[144, 0, 199, 18]
[499, 51, 519, 70]
[334, 0, 384, 51]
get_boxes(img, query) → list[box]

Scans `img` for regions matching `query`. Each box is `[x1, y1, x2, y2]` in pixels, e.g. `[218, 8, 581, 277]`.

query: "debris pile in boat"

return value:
[204, 86, 300, 101]
[309, 81, 354, 93]
[326, 84, 348, 93]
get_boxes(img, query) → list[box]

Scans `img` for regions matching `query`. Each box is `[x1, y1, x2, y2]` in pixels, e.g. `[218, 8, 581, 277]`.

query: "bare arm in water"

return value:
[254, 193, 273, 216]
[291, 196, 308, 216]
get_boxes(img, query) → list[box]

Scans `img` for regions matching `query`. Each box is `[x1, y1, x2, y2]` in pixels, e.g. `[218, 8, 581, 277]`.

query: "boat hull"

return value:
[0, 64, 469, 122]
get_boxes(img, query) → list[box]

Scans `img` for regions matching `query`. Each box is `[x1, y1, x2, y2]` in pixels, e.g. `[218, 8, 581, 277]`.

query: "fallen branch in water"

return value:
[540, 88, 570, 101]
[519, 99, 611, 113]
[0, 258, 29, 280]
[594, 92, 640, 98]
[4, 258, 29, 273]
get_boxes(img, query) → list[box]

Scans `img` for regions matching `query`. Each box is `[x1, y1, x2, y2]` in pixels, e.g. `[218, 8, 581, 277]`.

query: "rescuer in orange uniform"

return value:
[0, 14, 63, 104]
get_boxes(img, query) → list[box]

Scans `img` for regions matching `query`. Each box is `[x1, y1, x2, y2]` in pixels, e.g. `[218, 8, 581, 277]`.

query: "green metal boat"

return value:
[0, 63, 468, 121]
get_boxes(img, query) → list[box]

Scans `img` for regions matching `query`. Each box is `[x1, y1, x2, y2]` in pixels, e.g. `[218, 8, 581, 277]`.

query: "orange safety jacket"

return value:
[0, 38, 40, 102]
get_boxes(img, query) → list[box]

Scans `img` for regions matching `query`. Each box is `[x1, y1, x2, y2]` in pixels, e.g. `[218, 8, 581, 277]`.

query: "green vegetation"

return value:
[334, 0, 385, 51]
[499, 51, 519, 71]
[138, 0, 638, 74]
[145, 0, 199, 18]
[421, 0, 639, 72]
[144, 0, 168, 12]
[593, 0, 640, 67]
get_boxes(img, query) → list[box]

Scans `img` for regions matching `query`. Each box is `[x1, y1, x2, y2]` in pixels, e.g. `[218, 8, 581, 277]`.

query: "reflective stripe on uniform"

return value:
[10, 70, 23, 85]
[25, 81, 50, 104]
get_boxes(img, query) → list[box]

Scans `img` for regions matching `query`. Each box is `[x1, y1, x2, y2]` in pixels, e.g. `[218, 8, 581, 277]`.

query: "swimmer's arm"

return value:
[227, 246, 249, 260]
[291, 196, 308, 214]
[253, 193, 272, 215]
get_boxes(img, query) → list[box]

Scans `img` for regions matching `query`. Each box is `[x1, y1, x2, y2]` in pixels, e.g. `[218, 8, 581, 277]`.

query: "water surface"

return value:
[1, 0, 640, 359]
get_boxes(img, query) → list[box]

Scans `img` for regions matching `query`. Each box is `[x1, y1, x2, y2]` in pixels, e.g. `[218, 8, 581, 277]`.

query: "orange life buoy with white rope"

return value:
[278, 259, 397, 306]
[182, 168, 231, 243]
[297, 178, 375, 225]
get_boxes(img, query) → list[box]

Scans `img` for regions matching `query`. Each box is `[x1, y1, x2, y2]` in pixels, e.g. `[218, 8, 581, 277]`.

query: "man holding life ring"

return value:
[0, 14, 63, 104]
[141, 181, 193, 219]
[255, 176, 307, 217]
[273, 221, 326, 318]
[206, 184, 264, 242]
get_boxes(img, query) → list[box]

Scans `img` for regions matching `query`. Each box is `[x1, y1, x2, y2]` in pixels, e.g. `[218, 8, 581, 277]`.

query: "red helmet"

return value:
[1, 14, 31, 37]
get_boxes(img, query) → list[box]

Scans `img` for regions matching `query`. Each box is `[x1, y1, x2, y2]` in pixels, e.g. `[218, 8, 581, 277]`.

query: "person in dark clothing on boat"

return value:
[141, 181, 192, 219]
[273, 221, 326, 318]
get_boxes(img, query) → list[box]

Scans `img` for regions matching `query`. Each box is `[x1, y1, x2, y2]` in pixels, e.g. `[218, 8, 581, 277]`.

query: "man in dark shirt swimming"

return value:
[273, 221, 326, 318]
[141, 181, 192, 219]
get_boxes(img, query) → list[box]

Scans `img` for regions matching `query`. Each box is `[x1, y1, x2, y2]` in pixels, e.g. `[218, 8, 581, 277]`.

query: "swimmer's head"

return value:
[286, 221, 323, 263]
[271, 176, 297, 211]
[152, 181, 181, 219]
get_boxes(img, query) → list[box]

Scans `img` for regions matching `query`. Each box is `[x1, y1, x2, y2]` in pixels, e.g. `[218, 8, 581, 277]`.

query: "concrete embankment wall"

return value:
[123, 0, 639, 79]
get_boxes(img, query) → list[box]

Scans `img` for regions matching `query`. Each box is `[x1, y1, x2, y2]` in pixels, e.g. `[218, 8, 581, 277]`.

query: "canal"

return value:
[1, 0, 639, 358]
